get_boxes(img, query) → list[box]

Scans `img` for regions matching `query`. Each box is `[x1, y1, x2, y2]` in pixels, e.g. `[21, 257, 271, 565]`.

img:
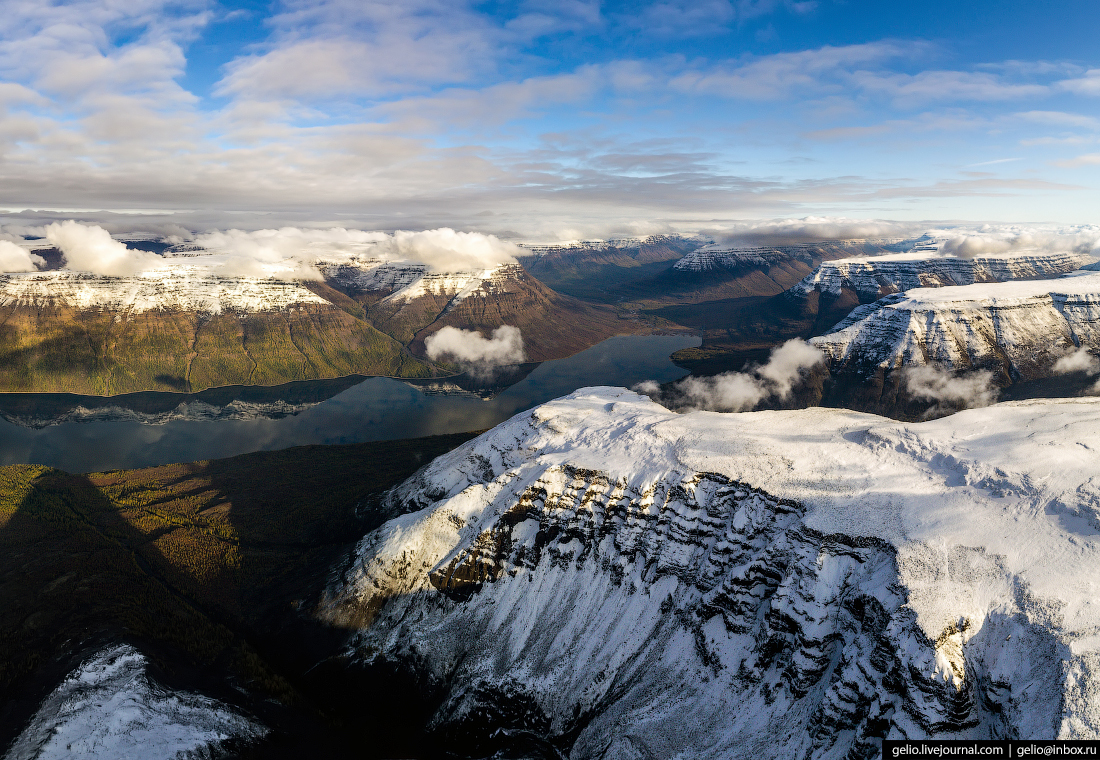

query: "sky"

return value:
[0, 0, 1097, 240]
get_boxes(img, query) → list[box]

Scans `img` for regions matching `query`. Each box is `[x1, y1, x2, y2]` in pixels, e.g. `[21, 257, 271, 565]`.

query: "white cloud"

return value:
[1055, 153, 1100, 168]
[703, 216, 924, 245]
[1053, 347, 1100, 376]
[367, 228, 519, 270]
[852, 70, 1047, 107]
[1058, 69, 1100, 96]
[194, 226, 519, 274]
[640, 339, 823, 412]
[46, 220, 161, 275]
[424, 325, 525, 366]
[0, 239, 43, 271]
[903, 365, 997, 416]
[941, 227, 1100, 258]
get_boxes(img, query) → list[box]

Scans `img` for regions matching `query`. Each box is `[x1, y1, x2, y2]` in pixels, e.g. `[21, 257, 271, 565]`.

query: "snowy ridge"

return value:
[323, 388, 1100, 754]
[672, 239, 918, 273]
[318, 257, 427, 293]
[788, 251, 1093, 302]
[6, 644, 264, 760]
[382, 266, 505, 305]
[319, 256, 518, 306]
[811, 272, 1100, 375]
[672, 245, 817, 272]
[0, 269, 328, 313]
[518, 234, 705, 257]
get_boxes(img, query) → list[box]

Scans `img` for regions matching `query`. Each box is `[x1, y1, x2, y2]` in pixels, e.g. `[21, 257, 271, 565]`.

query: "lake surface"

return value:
[0, 335, 699, 473]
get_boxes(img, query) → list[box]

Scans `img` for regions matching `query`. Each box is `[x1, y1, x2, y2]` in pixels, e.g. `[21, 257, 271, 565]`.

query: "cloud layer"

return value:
[0, 2, 1094, 232]
[27, 222, 521, 278]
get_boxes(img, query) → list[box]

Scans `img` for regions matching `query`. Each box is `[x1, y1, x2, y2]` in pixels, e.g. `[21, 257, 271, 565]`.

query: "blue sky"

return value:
[0, 0, 1096, 238]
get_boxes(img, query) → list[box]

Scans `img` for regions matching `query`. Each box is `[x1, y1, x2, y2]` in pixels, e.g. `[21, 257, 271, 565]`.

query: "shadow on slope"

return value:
[0, 432, 481, 759]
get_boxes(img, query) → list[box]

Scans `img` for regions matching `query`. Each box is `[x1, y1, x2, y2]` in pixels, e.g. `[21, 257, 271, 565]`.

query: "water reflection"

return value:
[0, 335, 698, 473]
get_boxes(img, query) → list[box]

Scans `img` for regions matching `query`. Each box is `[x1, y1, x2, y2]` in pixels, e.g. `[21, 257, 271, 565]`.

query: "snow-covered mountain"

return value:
[6, 645, 264, 760]
[0, 269, 328, 313]
[788, 251, 1093, 303]
[673, 238, 917, 273]
[517, 234, 707, 258]
[321, 387, 1100, 756]
[318, 256, 515, 306]
[811, 272, 1100, 377]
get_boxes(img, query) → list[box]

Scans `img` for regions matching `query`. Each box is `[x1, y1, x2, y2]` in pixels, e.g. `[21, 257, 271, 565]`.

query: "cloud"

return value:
[0, 240, 43, 271]
[1053, 346, 1100, 376]
[46, 221, 162, 276]
[195, 226, 519, 274]
[1054, 153, 1100, 168]
[1058, 69, 1100, 96]
[703, 216, 924, 245]
[367, 228, 519, 270]
[638, 339, 823, 412]
[941, 228, 1100, 258]
[902, 365, 997, 417]
[424, 325, 525, 367]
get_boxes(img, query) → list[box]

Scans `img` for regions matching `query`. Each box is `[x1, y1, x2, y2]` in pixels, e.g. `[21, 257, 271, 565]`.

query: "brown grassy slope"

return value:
[0, 431, 480, 756]
[0, 302, 434, 395]
[405, 266, 659, 362]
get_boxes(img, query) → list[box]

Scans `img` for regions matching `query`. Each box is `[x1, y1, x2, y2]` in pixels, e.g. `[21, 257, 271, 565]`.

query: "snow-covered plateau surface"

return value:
[5, 644, 264, 760]
[319, 257, 517, 306]
[672, 239, 914, 273]
[324, 387, 1100, 756]
[0, 269, 328, 313]
[812, 272, 1100, 375]
[790, 251, 1094, 301]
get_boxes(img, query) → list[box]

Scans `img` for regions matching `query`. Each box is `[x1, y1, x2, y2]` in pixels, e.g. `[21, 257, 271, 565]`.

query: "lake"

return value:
[0, 335, 699, 473]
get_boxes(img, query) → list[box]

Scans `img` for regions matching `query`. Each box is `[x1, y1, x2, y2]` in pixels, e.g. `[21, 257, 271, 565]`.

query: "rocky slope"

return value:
[811, 272, 1100, 379]
[322, 387, 1100, 757]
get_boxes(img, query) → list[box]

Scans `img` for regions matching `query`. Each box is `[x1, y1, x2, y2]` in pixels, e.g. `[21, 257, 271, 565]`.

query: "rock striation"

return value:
[788, 251, 1093, 304]
[322, 388, 1099, 757]
[673, 239, 917, 274]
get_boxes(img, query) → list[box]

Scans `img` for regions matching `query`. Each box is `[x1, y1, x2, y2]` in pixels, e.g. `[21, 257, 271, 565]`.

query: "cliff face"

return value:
[322, 388, 1100, 757]
[810, 273, 1100, 379]
[789, 252, 1094, 303]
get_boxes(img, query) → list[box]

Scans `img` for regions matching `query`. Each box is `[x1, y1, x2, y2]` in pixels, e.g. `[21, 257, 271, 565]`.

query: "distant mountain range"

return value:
[0, 246, 646, 395]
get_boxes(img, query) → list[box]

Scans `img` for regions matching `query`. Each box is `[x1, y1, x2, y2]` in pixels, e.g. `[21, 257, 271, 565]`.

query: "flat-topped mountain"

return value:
[321, 387, 1100, 756]
[789, 250, 1094, 303]
[812, 272, 1100, 378]
[0, 265, 430, 395]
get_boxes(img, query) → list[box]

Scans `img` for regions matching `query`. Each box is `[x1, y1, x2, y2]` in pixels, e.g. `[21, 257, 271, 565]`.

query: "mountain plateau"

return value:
[321, 387, 1100, 757]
